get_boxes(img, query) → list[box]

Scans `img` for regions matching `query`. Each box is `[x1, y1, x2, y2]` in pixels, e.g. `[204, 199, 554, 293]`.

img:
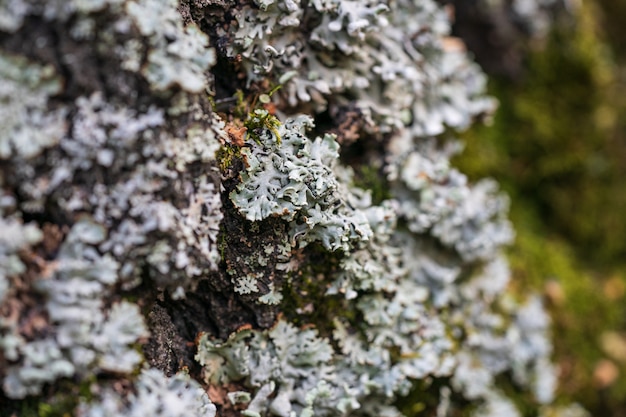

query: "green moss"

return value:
[397, 378, 477, 417]
[13, 380, 88, 417]
[233, 89, 248, 119]
[353, 164, 392, 205]
[216, 143, 242, 174]
[280, 244, 350, 339]
[507, 213, 626, 411]
[244, 109, 282, 144]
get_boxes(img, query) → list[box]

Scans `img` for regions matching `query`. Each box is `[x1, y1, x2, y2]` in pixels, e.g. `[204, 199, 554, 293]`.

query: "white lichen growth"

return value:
[222, 0, 495, 136]
[197, 320, 347, 417]
[8, 89, 225, 297]
[220, 121, 556, 415]
[127, 0, 215, 92]
[326, 199, 401, 299]
[230, 114, 372, 252]
[389, 138, 514, 261]
[0, 53, 66, 159]
[3, 219, 149, 399]
[78, 368, 217, 417]
[0, 208, 43, 303]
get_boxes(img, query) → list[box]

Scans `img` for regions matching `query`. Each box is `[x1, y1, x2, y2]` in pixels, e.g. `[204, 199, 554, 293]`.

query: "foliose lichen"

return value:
[0, 0, 586, 416]
[2, 219, 149, 399]
[230, 114, 372, 252]
[78, 368, 217, 417]
[1, 0, 222, 406]
[0, 52, 66, 159]
[219, 0, 496, 137]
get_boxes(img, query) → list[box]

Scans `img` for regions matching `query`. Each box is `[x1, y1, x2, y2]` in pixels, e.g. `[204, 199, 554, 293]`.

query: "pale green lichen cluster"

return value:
[221, 0, 496, 136]
[230, 115, 372, 252]
[197, 321, 338, 417]
[0, 199, 45, 383]
[388, 138, 514, 262]
[127, 0, 215, 92]
[3, 220, 148, 398]
[0, 53, 66, 159]
[77, 368, 217, 417]
[0, 0, 220, 412]
[0, 0, 587, 416]
[221, 156, 555, 415]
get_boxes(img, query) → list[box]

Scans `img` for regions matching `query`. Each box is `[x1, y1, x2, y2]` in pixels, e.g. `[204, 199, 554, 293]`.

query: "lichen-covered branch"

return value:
[0, 0, 586, 416]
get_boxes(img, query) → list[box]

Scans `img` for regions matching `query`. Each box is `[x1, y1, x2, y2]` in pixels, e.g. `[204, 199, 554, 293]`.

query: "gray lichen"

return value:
[0, 52, 66, 159]
[0, 0, 583, 416]
[388, 137, 514, 261]
[78, 368, 217, 417]
[230, 114, 372, 252]
[196, 319, 346, 417]
[2, 219, 148, 398]
[127, 0, 215, 92]
[0, 0, 223, 405]
[220, 0, 495, 137]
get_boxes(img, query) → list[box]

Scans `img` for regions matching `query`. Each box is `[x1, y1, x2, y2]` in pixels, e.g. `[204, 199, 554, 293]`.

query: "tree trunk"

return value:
[0, 1, 577, 416]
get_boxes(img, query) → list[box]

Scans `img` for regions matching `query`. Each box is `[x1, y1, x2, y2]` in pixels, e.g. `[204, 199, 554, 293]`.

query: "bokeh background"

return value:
[450, 1, 626, 415]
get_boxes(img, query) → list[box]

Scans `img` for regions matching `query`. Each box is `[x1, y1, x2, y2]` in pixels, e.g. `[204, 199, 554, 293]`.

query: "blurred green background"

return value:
[454, 1, 626, 415]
